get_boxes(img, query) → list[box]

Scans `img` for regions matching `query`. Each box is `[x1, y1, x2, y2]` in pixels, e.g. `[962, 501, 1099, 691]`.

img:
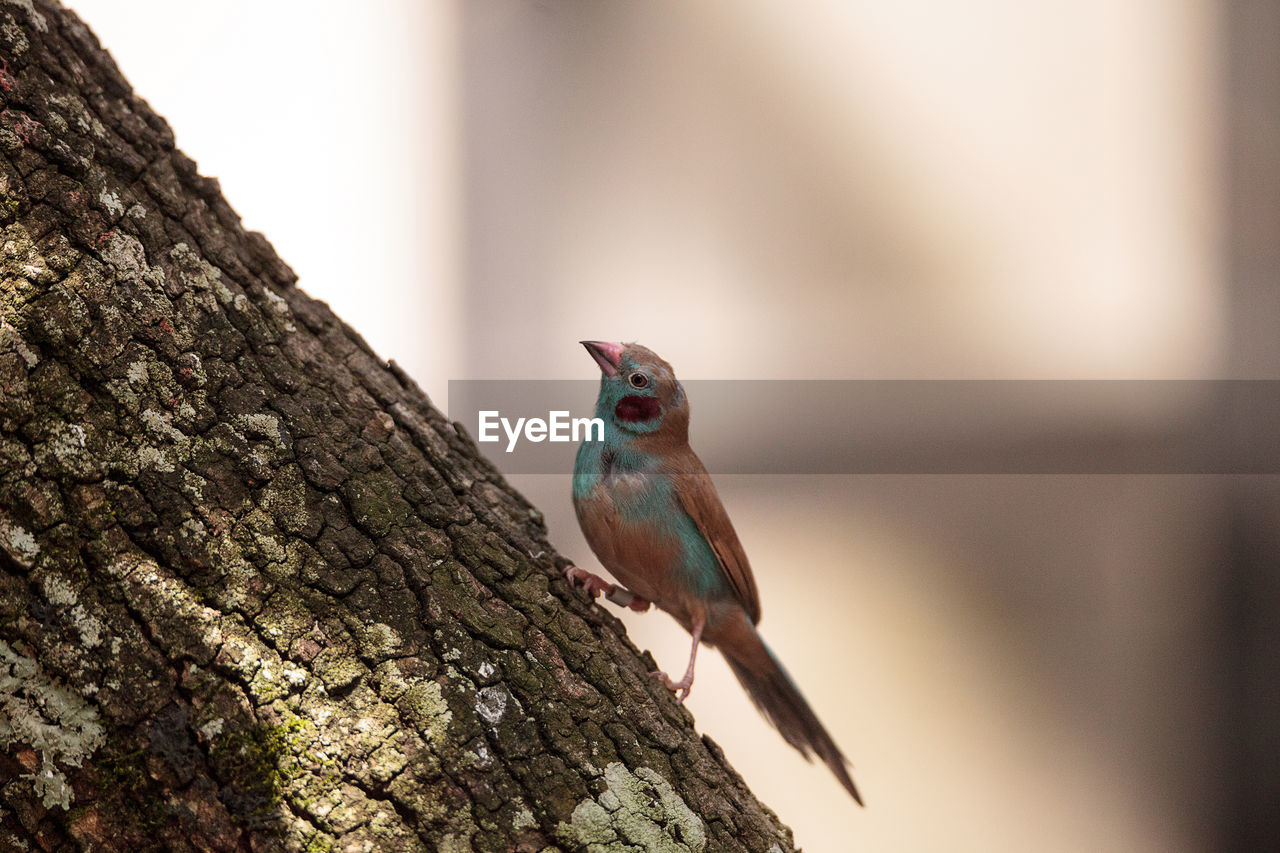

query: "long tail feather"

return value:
[719, 617, 863, 804]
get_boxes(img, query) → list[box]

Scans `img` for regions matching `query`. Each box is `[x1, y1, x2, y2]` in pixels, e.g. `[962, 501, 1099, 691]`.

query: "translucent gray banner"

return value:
[447, 380, 1280, 474]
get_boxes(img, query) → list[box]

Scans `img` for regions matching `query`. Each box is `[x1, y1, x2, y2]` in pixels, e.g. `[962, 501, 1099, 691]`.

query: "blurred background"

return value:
[69, 1, 1278, 850]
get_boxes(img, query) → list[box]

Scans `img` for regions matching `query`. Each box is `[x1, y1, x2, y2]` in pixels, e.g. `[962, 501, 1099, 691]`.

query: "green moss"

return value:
[209, 714, 308, 823]
[259, 464, 315, 537]
[397, 679, 452, 741]
[254, 589, 315, 652]
[557, 762, 706, 852]
[314, 652, 364, 694]
[302, 833, 336, 853]
[93, 743, 167, 833]
[341, 472, 413, 538]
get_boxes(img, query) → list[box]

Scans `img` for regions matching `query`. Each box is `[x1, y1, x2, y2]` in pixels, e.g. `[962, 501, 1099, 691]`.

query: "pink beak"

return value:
[581, 340, 625, 377]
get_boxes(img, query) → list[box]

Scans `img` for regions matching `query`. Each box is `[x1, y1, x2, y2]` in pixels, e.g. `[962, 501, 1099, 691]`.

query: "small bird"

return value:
[568, 340, 863, 804]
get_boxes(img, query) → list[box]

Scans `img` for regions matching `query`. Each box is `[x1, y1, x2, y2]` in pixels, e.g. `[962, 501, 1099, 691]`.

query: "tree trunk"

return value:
[0, 3, 797, 850]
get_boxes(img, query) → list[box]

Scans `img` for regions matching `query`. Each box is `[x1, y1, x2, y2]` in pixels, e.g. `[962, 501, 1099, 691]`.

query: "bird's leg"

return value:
[653, 614, 703, 704]
[564, 565, 651, 612]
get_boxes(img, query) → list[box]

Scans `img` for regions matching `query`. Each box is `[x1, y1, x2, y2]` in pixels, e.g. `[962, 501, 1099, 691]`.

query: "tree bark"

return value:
[0, 2, 797, 850]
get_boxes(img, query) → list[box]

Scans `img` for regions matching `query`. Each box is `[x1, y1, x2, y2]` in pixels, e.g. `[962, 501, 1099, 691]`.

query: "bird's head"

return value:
[581, 340, 688, 438]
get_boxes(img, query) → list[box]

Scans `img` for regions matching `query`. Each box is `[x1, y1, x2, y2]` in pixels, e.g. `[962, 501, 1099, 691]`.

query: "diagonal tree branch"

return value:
[0, 2, 799, 850]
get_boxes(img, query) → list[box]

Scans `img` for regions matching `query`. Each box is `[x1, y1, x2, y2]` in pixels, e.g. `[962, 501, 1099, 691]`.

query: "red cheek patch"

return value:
[615, 395, 660, 422]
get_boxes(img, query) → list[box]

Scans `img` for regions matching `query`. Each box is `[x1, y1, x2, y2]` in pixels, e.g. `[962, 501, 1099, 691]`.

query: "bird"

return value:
[567, 340, 863, 804]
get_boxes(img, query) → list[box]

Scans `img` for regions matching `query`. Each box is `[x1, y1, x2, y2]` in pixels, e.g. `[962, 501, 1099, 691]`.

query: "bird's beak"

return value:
[581, 340, 624, 377]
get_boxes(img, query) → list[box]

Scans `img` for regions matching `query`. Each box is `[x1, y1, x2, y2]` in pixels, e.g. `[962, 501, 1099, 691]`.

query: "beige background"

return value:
[71, 1, 1234, 850]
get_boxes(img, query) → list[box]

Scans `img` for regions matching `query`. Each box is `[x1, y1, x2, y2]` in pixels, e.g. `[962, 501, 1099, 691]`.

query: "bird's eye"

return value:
[628, 372, 649, 388]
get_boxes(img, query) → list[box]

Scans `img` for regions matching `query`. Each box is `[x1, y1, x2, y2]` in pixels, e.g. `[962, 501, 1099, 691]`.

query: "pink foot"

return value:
[564, 565, 651, 612]
[651, 670, 694, 703]
[652, 616, 702, 704]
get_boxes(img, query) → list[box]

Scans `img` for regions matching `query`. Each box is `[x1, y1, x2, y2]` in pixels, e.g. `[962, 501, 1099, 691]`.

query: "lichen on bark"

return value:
[0, 1, 799, 850]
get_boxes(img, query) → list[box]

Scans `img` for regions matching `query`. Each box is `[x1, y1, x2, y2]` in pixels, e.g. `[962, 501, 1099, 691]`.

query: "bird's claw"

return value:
[564, 565, 650, 612]
[564, 565, 609, 599]
[651, 670, 693, 704]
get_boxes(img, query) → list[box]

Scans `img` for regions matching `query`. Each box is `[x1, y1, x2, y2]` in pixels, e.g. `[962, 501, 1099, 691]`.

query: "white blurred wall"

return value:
[462, 0, 1221, 383]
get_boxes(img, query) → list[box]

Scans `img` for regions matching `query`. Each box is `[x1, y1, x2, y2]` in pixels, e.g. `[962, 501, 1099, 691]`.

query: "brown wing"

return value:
[668, 448, 762, 624]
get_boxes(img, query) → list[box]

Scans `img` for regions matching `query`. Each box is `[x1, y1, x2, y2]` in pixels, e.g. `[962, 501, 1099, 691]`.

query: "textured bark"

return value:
[0, 2, 797, 851]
